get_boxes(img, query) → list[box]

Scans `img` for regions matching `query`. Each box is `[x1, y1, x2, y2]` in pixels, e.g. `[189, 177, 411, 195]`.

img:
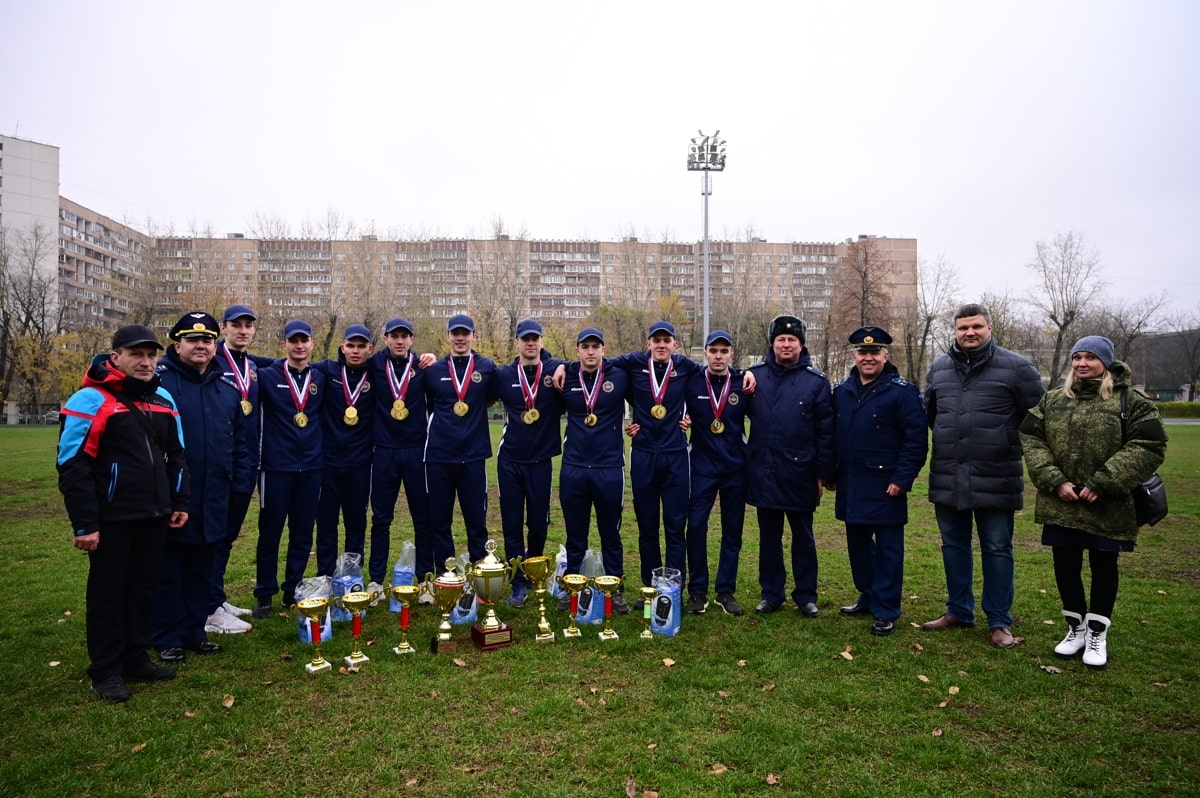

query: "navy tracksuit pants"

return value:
[560, 463, 625, 579]
[685, 470, 746, 596]
[497, 456, 552, 588]
[630, 449, 689, 587]
[315, 463, 372, 576]
[425, 460, 488, 564]
[369, 446, 431, 584]
[255, 470, 321, 600]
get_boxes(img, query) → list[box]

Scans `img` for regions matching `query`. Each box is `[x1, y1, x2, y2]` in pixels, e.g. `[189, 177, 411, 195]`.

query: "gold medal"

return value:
[393, 399, 406, 413]
[651, 403, 667, 420]
[522, 408, 540, 425]
[391, 406, 410, 421]
[710, 419, 725, 434]
[344, 406, 358, 420]
[453, 401, 469, 417]
[294, 412, 309, 428]
[585, 413, 598, 427]
[240, 399, 252, 416]
[344, 408, 358, 426]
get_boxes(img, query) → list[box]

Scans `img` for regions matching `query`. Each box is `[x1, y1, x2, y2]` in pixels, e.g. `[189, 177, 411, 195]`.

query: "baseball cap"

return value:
[283, 319, 313, 339]
[576, 327, 605, 345]
[704, 329, 733, 347]
[648, 320, 676, 338]
[516, 319, 543, 338]
[343, 324, 372, 342]
[447, 314, 475, 333]
[384, 317, 413, 335]
[221, 304, 257, 323]
[111, 324, 163, 350]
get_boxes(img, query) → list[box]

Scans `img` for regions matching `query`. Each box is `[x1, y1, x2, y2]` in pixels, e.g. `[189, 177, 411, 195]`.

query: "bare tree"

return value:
[897, 254, 960, 386]
[1026, 231, 1107, 386]
[0, 221, 63, 411]
[1078, 292, 1169, 361]
[244, 210, 292, 239]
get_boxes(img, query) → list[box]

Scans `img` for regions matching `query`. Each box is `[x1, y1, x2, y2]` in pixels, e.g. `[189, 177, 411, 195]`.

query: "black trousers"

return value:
[86, 516, 168, 680]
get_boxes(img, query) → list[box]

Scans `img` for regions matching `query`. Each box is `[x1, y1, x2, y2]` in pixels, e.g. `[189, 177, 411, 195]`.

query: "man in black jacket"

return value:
[58, 324, 190, 702]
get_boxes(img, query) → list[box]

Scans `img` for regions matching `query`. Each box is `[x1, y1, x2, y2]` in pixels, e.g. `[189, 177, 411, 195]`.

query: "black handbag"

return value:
[1121, 390, 1168, 527]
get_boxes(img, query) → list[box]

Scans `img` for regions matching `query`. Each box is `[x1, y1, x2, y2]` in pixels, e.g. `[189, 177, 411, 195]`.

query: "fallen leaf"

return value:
[662, 658, 675, 667]
[717, 690, 728, 697]
[280, 652, 293, 661]
[406, 779, 417, 787]
[761, 683, 776, 691]
[932, 728, 943, 737]
[1038, 589, 1047, 594]
[910, 622, 921, 628]
[183, 711, 196, 718]
[261, 680, 274, 686]
[737, 659, 747, 667]
[911, 643, 924, 651]
[647, 743, 657, 750]
[599, 698, 606, 706]
[843, 645, 853, 654]
[63, 610, 72, 616]
[948, 686, 960, 695]
[131, 742, 147, 753]
[917, 674, 930, 683]
[957, 670, 968, 676]
[221, 694, 235, 708]
[1152, 681, 1168, 687]
[576, 698, 586, 706]
[460, 764, 482, 773]
[711, 763, 728, 774]
[49, 661, 60, 667]
[908, 595, 918, 600]
[625, 777, 637, 798]
[766, 773, 780, 785]
[590, 687, 599, 695]
[431, 690, 440, 698]
[1040, 665, 1063, 674]
[643, 792, 659, 798]
[938, 700, 949, 708]
[1157, 590, 1167, 595]
[1044, 619, 1056, 625]
[605, 688, 616, 693]
[838, 650, 853, 661]
[452, 658, 467, 667]
[511, 707, 519, 715]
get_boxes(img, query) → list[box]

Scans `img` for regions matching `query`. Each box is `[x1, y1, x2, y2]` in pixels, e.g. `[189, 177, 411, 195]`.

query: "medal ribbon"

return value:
[648, 356, 671, 406]
[286, 366, 312, 413]
[341, 365, 368, 409]
[386, 356, 413, 402]
[222, 342, 252, 401]
[580, 365, 604, 414]
[448, 353, 475, 403]
[705, 370, 732, 422]
[518, 361, 543, 410]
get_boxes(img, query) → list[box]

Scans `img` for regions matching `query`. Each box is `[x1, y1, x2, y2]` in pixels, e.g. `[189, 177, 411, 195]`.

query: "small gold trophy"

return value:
[469, 540, 520, 651]
[558, 573, 589, 639]
[391, 584, 423, 655]
[296, 596, 332, 674]
[424, 558, 467, 654]
[593, 575, 623, 642]
[638, 586, 660, 640]
[334, 590, 377, 667]
[519, 555, 555, 643]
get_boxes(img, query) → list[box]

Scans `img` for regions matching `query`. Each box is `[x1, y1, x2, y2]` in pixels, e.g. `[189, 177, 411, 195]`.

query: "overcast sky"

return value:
[4, 1, 1198, 315]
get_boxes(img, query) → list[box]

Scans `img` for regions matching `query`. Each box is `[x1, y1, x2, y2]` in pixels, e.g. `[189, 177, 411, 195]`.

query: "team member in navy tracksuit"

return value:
[252, 319, 325, 618]
[58, 324, 189, 701]
[368, 317, 432, 593]
[312, 324, 375, 579]
[424, 314, 500, 565]
[495, 319, 565, 607]
[745, 315, 835, 617]
[153, 312, 250, 663]
[830, 326, 928, 636]
[682, 330, 750, 617]
[206, 304, 259, 634]
[557, 327, 632, 613]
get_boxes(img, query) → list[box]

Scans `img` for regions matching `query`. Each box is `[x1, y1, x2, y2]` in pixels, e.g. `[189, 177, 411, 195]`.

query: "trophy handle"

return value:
[508, 556, 523, 580]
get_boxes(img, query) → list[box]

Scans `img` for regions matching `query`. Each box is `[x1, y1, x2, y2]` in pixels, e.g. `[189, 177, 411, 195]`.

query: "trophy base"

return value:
[471, 623, 514, 651]
[393, 643, 416, 655]
[344, 653, 370, 667]
[598, 629, 619, 642]
[639, 629, 654, 640]
[305, 659, 332, 674]
[562, 626, 582, 639]
[430, 636, 459, 654]
[535, 629, 555, 643]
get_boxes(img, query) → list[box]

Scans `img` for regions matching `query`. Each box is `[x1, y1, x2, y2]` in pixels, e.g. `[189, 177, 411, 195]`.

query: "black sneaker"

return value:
[632, 597, 646, 612]
[251, 596, 272, 619]
[715, 593, 744, 616]
[125, 661, 176, 682]
[687, 594, 709, 614]
[91, 675, 131, 703]
[611, 593, 630, 615]
[281, 592, 296, 609]
[871, 618, 895, 637]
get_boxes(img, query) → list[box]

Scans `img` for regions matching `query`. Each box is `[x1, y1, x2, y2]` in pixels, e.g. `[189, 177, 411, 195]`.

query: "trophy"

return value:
[558, 573, 589, 639]
[469, 540, 521, 651]
[424, 557, 467, 654]
[638, 586, 660, 640]
[334, 590, 379, 667]
[296, 597, 332, 674]
[391, 584, 423, 655]
[519, 555, 555, 643]
[593, 575, 623, 641]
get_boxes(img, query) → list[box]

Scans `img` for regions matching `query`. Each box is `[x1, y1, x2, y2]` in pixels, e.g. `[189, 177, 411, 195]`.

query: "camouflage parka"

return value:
[1019, 360, 1167, 542]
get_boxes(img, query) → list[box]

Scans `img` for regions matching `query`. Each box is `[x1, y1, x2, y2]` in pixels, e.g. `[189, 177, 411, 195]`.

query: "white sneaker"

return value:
[205, 606, 252, 634]
[418, 591, 435, 605]
[223, 601, 252, 618]
[1054, 610, 1087, 658]
[1082, 613, 1110, 669]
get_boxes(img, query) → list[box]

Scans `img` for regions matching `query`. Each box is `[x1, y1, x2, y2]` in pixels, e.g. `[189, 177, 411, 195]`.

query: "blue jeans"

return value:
[933, 505, 1015, 628]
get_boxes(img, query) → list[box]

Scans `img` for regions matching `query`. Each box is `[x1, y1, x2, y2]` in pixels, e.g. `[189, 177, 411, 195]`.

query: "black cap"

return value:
[169, 311, 221, 341]
[848, 326, 892, 351]
[112, 324, 163, 350]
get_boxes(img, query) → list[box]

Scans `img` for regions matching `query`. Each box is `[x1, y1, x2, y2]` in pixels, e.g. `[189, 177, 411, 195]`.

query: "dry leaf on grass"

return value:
[911, 643, 924, 651]
[365, 636, 377, 647]
[1044, 619, 1056, 625]
[647, 742, 657, 750]
[910, 622, 921, 628]
[1157, 590, 1167, 595]
[948, 686, 960, 695]
[430, 689, 440, 698]
[662, 658, 675, 667]
[459, 764, 482, 774]
[576, 698, 586, 706]
[183, 711, 196, 718]
[938, 700, 949, 708]
[405, 779, 417, 787]
[838, 645, 853, 661]
[49, 661, 60, 667]
[599, 698, 607, 706]
[737, 659, 747, 667]
[221, 694, 235, 708]
[643, 791, 659, 798]
[761, 683, 776, 692]
[957, 670, 968, 676]
[64, 611, 72, 616]
[1040, 665, 1063, 675]
[931, 728, 943, 737]
[917, 674, 930, 683]
[625, 777, 637, 798]
[452, 658, 467, 667]
[131, 742, 147, 752]
[1039, 589, 1047, 594]
[590, 687, 599, 694]
[280, 652, 293, 661]
[766, 773, 780, 785]
[717, 690, 728, 697]
[711, 763, 728, 774]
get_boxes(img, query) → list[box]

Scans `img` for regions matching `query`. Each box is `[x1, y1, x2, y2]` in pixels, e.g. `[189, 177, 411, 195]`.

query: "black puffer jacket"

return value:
[925, 338, 1044, 511]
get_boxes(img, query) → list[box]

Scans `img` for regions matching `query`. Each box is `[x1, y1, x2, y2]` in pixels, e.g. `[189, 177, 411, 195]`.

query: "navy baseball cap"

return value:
[447, 314, 475, 333]
[283, 319, 313, 339]
[704, 329, 733, 347]
[169, 311, 220, 341]
[576, 327, 605, 345]
[847, 326, 892, 351]
[222, 304, 257, 323]
[384, 317, 413, 335]
[516, 319, 543, 338]
[343, 324, 372, 342]
[112, 324, 163, 350]
[648, 320, 676, 338]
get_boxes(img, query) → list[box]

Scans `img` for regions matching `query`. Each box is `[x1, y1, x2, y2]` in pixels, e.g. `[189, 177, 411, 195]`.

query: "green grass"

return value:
[1, 425, 1197, 797]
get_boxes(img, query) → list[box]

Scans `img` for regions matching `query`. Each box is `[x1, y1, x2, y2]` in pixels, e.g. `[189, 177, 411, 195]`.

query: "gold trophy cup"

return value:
[296, 596, 333, 674]
[469, 540, 521, 651]
[593, 575, 623, 641]
[424, 558, 467, 654]
[638, 586, 661, 640]
[519, 555, 555, 643]
[391, 584, 423, 655]
[333, 590, 378, 667]
[558, 573, 589, 639]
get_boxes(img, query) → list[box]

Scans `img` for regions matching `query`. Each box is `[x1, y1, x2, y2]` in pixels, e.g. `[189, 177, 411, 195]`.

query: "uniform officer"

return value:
[495, 319, 565, 607]
[312, 324, 375, 579]
[252, 319, 325, 617]
[154, 312, 250, 662]
[830, 326, 928, 636]
[683, 330, 750, 616]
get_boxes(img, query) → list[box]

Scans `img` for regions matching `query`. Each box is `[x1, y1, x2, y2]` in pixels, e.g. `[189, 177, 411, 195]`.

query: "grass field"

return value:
[0, 425, 1196, 798]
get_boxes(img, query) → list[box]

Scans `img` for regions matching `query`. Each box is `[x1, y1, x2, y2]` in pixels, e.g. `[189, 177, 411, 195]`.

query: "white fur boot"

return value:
[1082, 613, 1111, 669]
[1054, 610, 1086, 658]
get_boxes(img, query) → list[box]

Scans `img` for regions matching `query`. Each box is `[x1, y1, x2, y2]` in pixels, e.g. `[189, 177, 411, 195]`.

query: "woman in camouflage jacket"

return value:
[1020, 336, 1167, 669]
